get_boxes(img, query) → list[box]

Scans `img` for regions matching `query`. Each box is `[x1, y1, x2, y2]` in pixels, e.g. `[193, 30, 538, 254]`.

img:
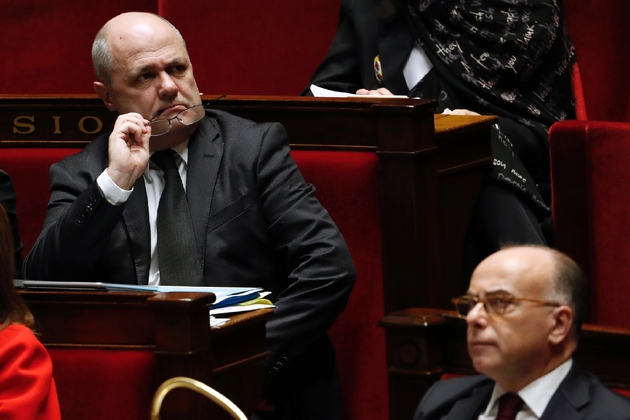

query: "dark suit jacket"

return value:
[414, 363, 630, 420]
[304, 0, 412, 96]
[0, 169, 23, 274]
[23, 110, 356, 388]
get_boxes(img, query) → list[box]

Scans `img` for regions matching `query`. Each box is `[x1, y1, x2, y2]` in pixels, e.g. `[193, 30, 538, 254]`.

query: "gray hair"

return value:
[549, 248, 587, 336]
[91, 13, 187, 86]
[498, 244, 587, 337]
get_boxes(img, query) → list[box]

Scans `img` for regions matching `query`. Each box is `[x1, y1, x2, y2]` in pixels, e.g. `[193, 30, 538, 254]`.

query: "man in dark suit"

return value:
[414, 246, 630, 419]
[23, 12, 355, 420]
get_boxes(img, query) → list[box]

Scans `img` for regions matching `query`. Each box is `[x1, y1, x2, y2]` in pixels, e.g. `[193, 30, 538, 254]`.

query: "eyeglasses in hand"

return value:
[451, 293, 562, 318]
[148, 104, 205, 137]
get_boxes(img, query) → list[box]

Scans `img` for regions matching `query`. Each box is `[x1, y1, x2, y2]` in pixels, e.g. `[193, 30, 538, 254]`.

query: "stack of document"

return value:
[14, 281, 275, 327]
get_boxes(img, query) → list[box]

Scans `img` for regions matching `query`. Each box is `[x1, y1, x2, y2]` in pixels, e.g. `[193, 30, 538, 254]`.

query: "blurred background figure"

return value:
[0, 205, 60, 419]
[0, 170, 24, 275]
[305, 0, 576, 285]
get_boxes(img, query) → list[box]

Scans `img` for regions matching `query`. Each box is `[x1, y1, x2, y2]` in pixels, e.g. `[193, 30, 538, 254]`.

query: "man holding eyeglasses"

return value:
[24, 12, 355, 420]
[414, 245, 630, 420]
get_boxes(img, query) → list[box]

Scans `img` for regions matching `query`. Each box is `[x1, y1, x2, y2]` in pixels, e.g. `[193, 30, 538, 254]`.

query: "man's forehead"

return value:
[469, 247, 553, 294]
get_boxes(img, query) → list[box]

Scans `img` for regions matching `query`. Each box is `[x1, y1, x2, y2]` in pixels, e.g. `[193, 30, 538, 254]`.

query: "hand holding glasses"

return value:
[148, 104, 205, 137]
[148, 94, 227, 137]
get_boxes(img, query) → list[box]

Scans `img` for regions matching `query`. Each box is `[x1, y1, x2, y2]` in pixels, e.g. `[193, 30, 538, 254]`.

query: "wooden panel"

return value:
[19, 289, 271, 420]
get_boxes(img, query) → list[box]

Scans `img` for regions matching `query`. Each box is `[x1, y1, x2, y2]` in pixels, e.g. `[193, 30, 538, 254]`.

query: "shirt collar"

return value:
[144, 139, 189, 181]
[484, 359, 573, 418]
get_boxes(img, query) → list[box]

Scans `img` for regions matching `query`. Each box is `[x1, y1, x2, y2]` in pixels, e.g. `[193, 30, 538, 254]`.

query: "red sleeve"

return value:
[0, 324, 61, 420]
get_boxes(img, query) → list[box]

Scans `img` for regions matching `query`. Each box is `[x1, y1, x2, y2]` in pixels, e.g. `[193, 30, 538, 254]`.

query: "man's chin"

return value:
[149, 124, 198, 152]
[469, 349, 500, 375]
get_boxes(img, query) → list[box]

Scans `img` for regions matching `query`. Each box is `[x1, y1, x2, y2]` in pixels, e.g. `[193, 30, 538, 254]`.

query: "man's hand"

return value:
[106, 113, 151, 190]
[448, 109, 481, 116]
[355, 87, 395, 96]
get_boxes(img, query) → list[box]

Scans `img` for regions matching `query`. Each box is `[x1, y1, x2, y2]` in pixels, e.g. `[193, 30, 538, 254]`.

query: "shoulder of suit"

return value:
[204, 109, 280, 136]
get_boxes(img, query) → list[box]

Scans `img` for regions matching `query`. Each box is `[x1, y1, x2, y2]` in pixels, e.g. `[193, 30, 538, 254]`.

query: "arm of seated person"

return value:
[0, 324, 61, 419]
[355, 89, 481, 116]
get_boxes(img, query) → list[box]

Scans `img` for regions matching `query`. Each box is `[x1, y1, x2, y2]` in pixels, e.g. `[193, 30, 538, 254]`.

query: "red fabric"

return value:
[0, 324, 61, 420]
[0, 0, 157, 94]
[1, 0, 629, 118]
[48, 349, 156, 420]
[614, 389, 630, 398]
[563, 0, 630, 122]
[571, 63, 587, 121]
[0, 148, 82, 258]
[550, 120, 630, 327]
[291, 151, 388, 420]
[0, 0, 340, 96]
[159, 0, 341, 95]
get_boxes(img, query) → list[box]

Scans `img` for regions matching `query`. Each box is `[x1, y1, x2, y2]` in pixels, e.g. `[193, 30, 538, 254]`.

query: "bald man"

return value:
[24, 12, 355, 420]
[414, 246, 630, 420]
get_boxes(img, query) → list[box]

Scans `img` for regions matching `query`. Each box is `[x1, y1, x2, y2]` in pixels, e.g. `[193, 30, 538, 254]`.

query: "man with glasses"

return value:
[414, 245, 630, 420]
[24, 12, 355, 420]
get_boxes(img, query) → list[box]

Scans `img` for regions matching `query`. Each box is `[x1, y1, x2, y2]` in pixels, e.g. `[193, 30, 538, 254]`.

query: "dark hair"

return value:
[0, 205, 33, 330]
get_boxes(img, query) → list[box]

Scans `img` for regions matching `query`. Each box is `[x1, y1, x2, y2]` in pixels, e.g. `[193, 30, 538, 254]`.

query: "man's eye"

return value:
[487, 296, 508, 308]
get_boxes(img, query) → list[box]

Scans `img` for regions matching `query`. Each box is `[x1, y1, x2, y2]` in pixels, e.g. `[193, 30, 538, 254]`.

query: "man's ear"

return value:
[94, 81, 117, 112]
[548, 305, 573, 345]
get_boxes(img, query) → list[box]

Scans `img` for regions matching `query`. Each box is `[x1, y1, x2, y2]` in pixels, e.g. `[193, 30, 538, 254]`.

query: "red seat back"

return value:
[291, 150, 388, 420]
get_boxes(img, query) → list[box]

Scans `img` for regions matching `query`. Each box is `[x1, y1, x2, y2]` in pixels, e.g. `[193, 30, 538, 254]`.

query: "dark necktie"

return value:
[150, 149, 203, 286]
[496, 393, 524, 420]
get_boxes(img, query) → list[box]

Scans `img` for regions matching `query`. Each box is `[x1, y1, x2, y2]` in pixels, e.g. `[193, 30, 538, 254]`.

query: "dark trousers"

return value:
[461, 182, 547, 289]
[252, 337, 344, 420]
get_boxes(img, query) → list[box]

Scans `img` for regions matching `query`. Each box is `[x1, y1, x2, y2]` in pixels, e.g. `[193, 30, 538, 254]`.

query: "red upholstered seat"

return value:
[550, 120, 630, 328]
[291, 150, 388, 420]
[48, 349, 156, 420]
[0, 148, 82, 257]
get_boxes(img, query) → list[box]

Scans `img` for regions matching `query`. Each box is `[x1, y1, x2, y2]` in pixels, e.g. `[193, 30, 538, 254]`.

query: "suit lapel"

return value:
[186, 116, 223, 274]
[539, 363, 589, 420]
[442, 384, 492, 420]
[122, 177, 151, 284]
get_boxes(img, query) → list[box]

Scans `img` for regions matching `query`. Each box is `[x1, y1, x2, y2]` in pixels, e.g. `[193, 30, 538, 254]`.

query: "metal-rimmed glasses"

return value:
[451, 293, 562, 319]
[148, 104, 205, 137]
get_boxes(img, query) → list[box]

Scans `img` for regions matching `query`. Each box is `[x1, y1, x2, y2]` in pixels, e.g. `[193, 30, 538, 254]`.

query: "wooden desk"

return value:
[1, 95, 496, 313]
[379, 308, 630, 420]
[18, 289, 271, 420]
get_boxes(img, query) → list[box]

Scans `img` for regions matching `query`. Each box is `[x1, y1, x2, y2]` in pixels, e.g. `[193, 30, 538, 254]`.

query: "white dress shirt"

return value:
[478, 359, 573, 420]
[403, 41, 434, 91]
[96, 140, 190, 286]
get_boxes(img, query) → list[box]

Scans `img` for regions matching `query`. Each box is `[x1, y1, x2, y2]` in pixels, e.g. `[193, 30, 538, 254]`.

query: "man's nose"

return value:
[157, 73, 178, 99]
[466, 301, 488, 326]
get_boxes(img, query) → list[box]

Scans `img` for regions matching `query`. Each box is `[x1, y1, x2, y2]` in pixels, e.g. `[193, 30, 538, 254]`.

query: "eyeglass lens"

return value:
[454, 295, 510, 317]
[149, 105, 205, 137]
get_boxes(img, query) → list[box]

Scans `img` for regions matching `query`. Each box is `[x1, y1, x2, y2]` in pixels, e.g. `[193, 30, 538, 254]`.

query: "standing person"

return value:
[414, 246, 630, 419]
[0, 205, 61, 419]
[0, 169, 24, 274]
[24, 12, 355, 420]
[305, 0, 576, 283]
